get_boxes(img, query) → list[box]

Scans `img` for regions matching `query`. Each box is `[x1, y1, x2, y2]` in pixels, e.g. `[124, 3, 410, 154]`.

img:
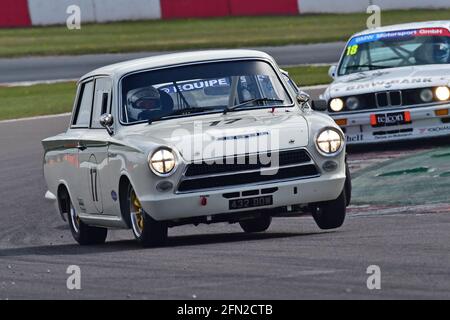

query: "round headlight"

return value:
[316, 128, 344, 155]
[435, 86, 450, 101]
[420, 88, 434, 103]
[346, 96, 360, 110]
[330, 98, 344, 112]
[149, 148, 177, 176]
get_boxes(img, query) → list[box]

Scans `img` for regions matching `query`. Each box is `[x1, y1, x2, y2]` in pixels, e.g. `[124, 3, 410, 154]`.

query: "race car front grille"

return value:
[185, 149, 312, 177]
[177, 149, 320, 193]
[376, 91, 402, 108]
[178, 165, 319, 193]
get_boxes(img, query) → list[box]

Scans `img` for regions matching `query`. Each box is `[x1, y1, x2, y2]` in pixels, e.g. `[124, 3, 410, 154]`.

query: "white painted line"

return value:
[283, 63, 335, 67]
[0, 113, 71, 124]
[0, 76, 328, 124]
[1, 79, 329, 91]
[0, 79, 77, 87]
[301, 84, 329, 91]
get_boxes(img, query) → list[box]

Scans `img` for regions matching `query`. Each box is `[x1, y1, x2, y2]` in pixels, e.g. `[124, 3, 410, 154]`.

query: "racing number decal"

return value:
[90, 167, 99, 202]
[346, 44, 359, 56]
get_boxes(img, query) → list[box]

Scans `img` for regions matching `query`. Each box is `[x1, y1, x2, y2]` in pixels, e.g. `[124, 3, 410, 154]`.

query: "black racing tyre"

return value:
[239, 216, 272, 233]
[312, 189, 347, 230]
[65, 193, 108, 245]
[345, 162, 352, 207]
[127, 185, 168, 247]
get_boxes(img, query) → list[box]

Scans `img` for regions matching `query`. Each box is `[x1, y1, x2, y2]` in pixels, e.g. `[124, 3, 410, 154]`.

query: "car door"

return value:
[70, 79, 95, 215]
[77, 77, 112, 215]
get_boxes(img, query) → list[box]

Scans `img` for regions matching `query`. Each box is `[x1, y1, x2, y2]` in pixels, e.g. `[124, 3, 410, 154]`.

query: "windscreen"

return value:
[339, 27, 450, 76]
[121, 60, 292, 124]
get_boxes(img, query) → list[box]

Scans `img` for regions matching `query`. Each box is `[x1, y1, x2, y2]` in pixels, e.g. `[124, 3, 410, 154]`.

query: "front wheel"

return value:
[66, 195, 108, 245]
[311, 189, 347, 230]
[345, 162, 352, 207]
[239, 216, 272, 233]
[128, 187, 168, 247]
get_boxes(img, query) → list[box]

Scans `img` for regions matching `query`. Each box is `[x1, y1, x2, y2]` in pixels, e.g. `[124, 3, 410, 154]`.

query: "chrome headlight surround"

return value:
[420, 88, 434, 103]
[315, 127, 345, 157]
[345, 96, 360, 111]
[148, 147, 178, 177]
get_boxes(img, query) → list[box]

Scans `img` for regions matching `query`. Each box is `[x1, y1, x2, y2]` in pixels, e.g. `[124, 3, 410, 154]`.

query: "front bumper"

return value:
[140, 174, 346, 221]
[332, 104, 450, 144]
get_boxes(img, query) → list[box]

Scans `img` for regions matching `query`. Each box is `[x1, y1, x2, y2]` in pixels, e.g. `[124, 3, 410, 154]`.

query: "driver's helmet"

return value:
[127, 86, 161, 111]
[433, 42, 450, 63]
[417, 39, 450, 64]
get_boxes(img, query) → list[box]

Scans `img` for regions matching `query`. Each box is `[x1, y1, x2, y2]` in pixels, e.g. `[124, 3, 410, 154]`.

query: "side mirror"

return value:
[296, 91, 311, 110]
[311, 99, 329, 112]
[99, 113, 114, 135]
[296, 91, 311, 106]
[328, 65, 337, 79]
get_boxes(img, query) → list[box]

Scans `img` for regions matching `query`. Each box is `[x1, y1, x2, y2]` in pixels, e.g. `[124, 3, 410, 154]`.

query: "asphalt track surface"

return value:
[0, 114, 449, 299]
[0, 42, 345, 84]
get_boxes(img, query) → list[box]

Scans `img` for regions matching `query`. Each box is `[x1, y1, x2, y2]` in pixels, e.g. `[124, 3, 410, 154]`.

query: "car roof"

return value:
[79, 49, 274, 83]
[351, 20, 450, 38]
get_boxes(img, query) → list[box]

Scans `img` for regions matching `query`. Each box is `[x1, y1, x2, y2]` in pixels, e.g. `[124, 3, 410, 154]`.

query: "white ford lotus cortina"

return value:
[320, 21, 450, 144]
[43, 50, 351, 247]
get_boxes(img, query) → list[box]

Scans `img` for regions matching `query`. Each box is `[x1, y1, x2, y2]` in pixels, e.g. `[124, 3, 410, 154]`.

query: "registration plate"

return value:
[370, 111, 411, 127]
[229, 196, 273, 210]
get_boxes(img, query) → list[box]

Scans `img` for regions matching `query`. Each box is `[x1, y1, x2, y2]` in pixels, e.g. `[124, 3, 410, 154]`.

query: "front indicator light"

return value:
[435, 109, 449, 116]
[149, 148, 177, 176]
[330, 98, 344, 112]
[435, 86, 450, 101]
[335, 118, 348, 127]
[322, 160, 339, 172]
[316, 128, 344, 155]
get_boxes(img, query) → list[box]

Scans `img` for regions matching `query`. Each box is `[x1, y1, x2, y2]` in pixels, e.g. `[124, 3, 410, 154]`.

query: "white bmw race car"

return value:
[320, 21, 450, 144]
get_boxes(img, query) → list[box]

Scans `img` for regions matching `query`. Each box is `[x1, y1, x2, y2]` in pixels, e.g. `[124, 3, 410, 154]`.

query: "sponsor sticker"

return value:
[370, 111, 412, 127]
[343, 77, 433, 92]
[346, 133, 364, 143]
[348, 28, 450, 46]
[159, 78, 230, 94]
[419, 125, 450, 134]
[373, 132, 414, 140]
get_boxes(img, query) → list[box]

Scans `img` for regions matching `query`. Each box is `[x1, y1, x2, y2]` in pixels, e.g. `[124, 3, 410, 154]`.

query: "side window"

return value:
[283, 74, 299, 94]
[73, 81, 94, 127]
[91, 77, 112, 128]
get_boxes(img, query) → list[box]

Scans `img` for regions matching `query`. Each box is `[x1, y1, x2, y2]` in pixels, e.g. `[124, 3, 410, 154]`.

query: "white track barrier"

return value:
[18, 0, 450, 27]
[28, 0, 161, 26]
[298, 0, 450, 13]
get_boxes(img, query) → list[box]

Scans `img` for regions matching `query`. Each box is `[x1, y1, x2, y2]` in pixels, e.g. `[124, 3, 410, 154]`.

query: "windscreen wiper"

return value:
[148, 107, 220, 124]
[346, 64, 391, 71]
[223, 98, 285, 114]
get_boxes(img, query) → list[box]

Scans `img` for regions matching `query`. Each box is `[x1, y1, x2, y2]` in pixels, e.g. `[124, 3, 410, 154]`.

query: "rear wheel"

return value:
[239, 216, 272, 233]
[128, 186, 168, 247]
[311, 189, 347, 230]
[65, 193, 108, 245]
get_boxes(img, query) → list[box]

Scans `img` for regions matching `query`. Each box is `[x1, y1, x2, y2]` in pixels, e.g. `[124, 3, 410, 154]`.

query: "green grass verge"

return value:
[285, 65, 331, 86]
[0, 82, 76, 121]
[0, 65, 329, 121]
[1, 9, 450, 57]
